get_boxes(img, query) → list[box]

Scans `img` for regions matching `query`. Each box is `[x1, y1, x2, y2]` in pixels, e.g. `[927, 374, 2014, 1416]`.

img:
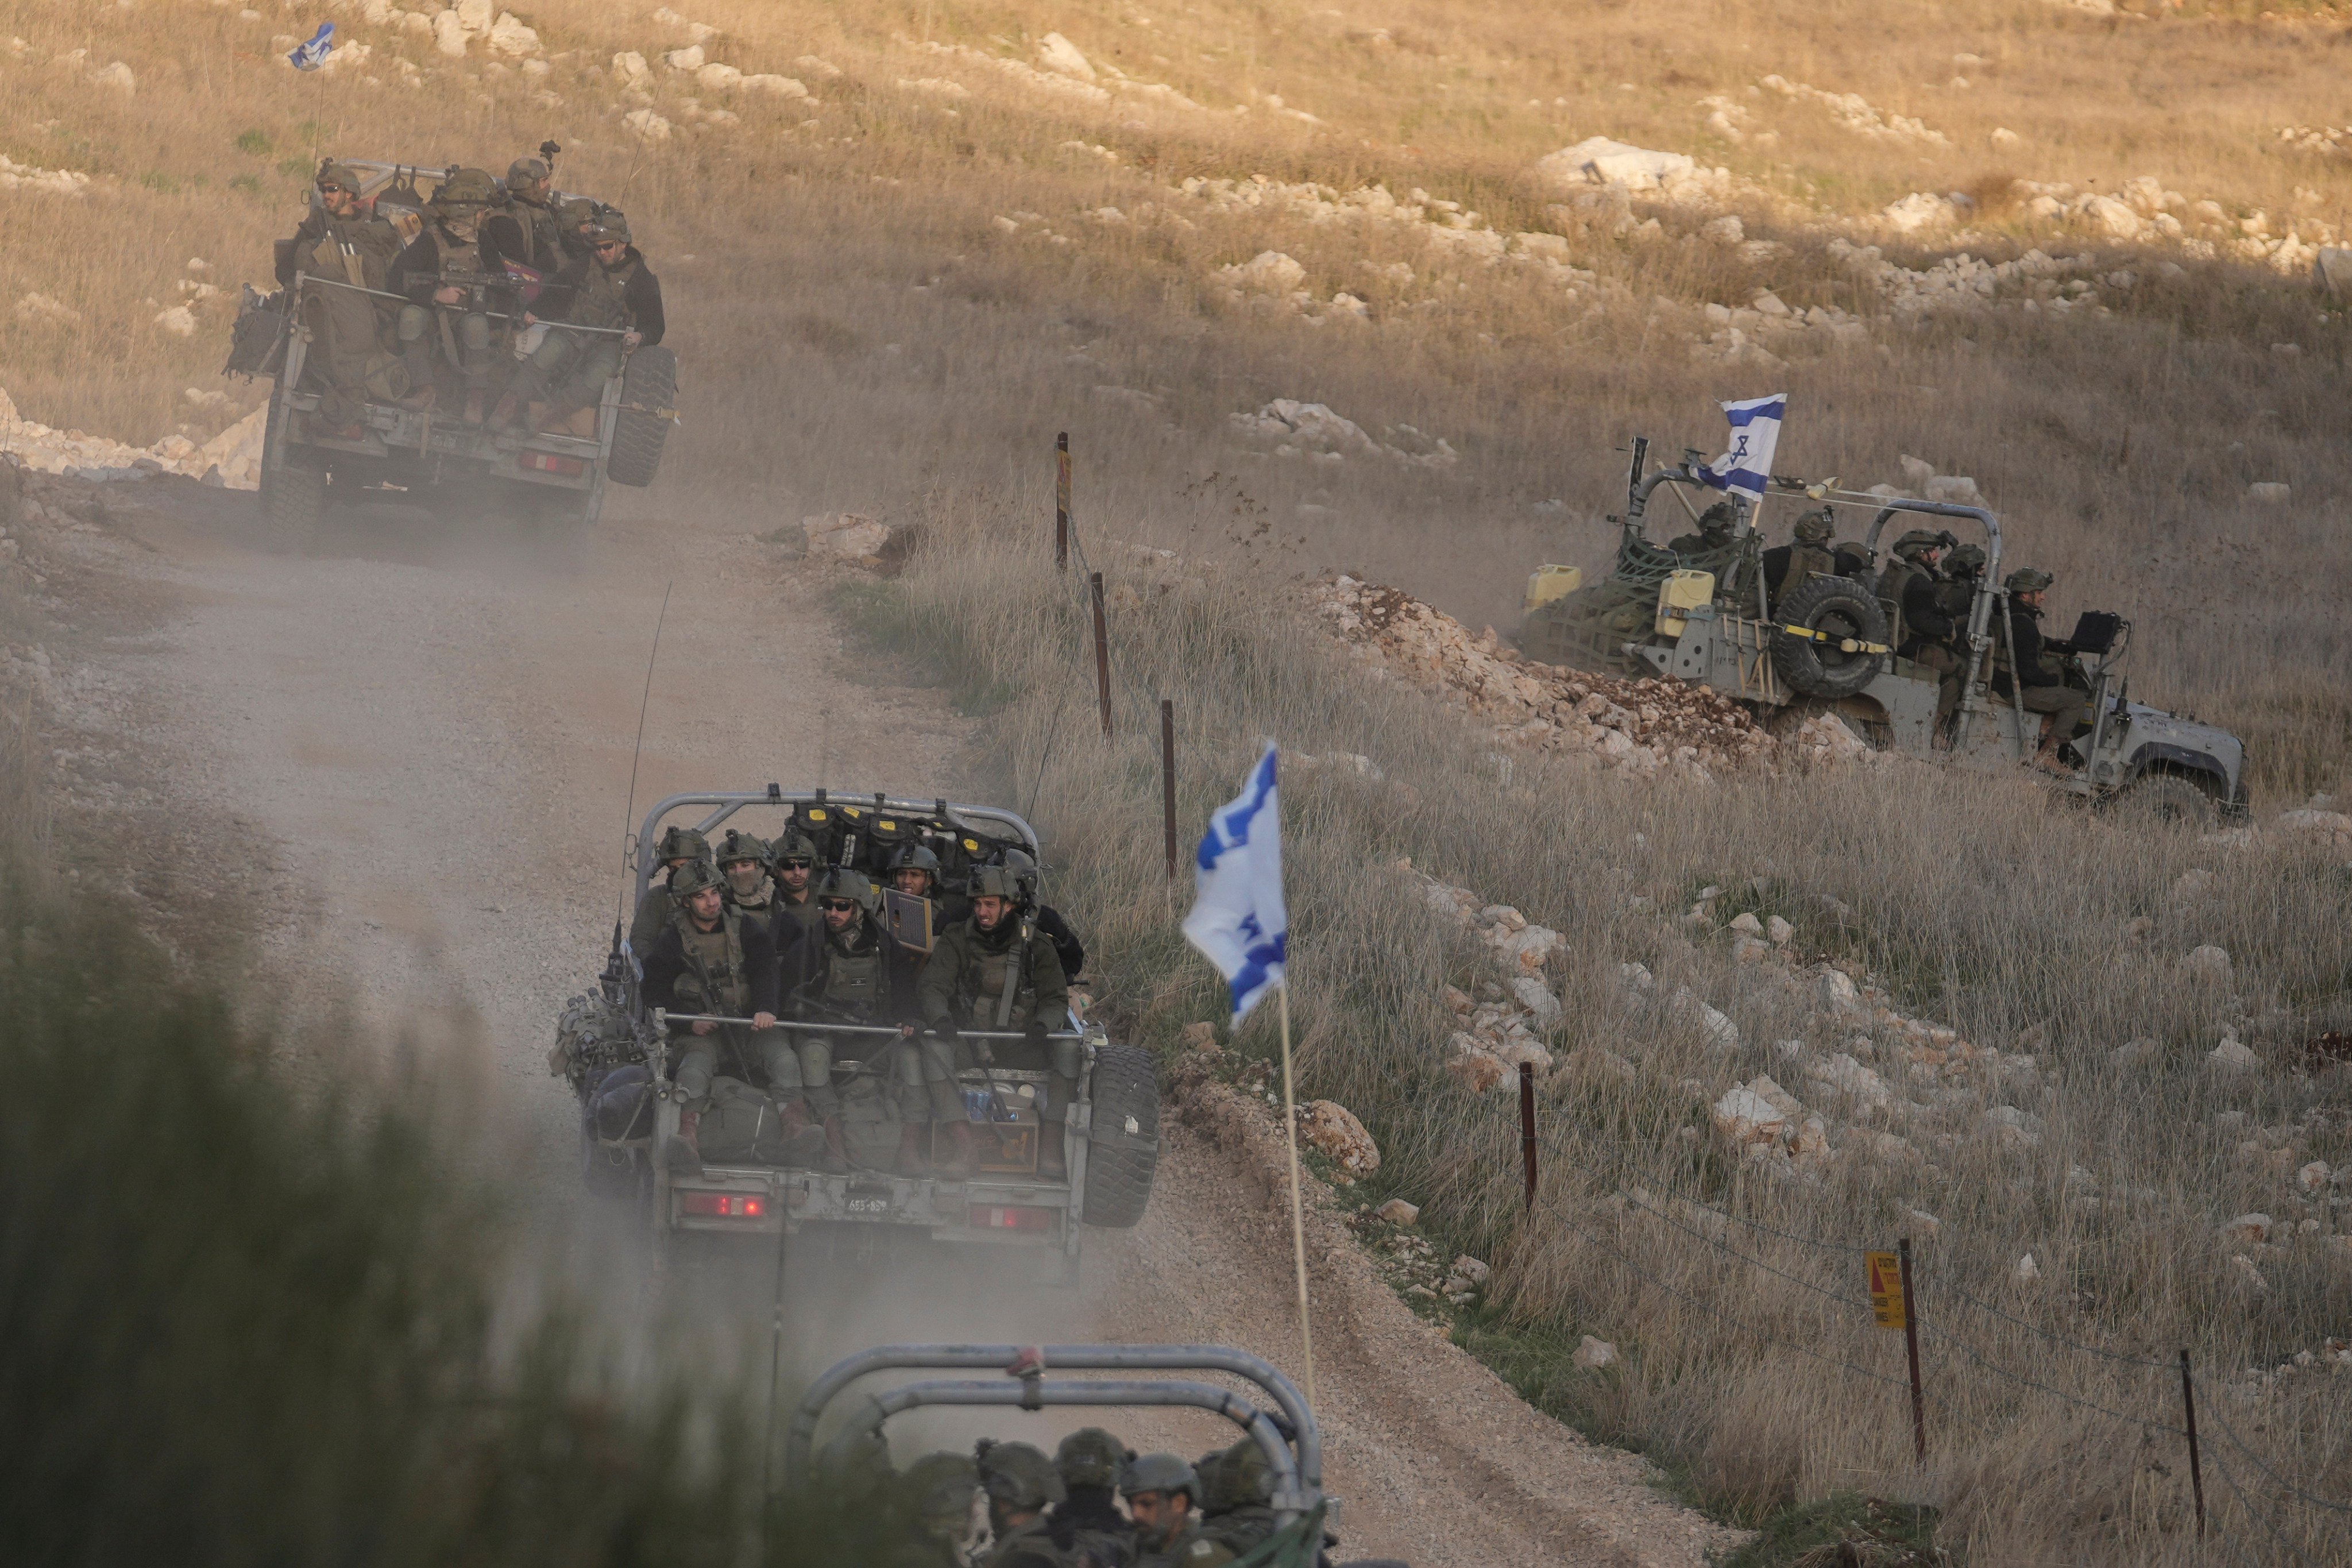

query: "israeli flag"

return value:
[288, 22, 335, 71]
[1699, 393, 1786, 497]
[1183, 744, 1287, 1025]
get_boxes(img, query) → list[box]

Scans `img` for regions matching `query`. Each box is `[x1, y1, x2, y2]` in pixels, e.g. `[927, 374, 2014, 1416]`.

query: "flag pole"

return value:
[1276, 980, 1316, 1409]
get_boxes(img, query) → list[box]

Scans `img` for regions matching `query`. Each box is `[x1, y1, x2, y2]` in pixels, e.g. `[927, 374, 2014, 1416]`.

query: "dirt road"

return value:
[57, 480, 1732, 1566]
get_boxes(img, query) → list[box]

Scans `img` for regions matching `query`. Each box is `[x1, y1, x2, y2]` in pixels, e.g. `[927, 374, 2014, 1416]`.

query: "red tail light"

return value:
[678, 1190, 767, 1218]
[519, 451, 586, 474]
[969, 1204, 1056, 1231]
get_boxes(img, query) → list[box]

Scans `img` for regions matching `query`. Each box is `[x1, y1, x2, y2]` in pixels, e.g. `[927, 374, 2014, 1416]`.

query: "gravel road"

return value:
[71, 480, 1733, 1567]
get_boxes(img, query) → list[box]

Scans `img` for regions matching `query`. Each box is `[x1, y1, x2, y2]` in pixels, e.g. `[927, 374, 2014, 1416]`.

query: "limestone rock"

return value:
[2209, 1035, 2259, 1072]
[1538, 137, 1696, 192]
[1036, 31, 1096, 81]
[2181, 945, 2232, 984]
[1181, 1021, 1218, 1052]
[2296, 1161, 2330, 1195]
[2220, 1212, 2272, 1245]
[1572, 1334, 1619, 1369]
[1299, 1099, 1380, 1175]
[1374, 1198, 1419, 1226]
[1712, 1084, 1789, 1145]
[1509, 975, 1563, 1028]
[1766, 915, 1795, 947]
[800, 511, 895, 567]
[2230, 1254, 2269, 1293]
[2014, 1253, 2040, 1283]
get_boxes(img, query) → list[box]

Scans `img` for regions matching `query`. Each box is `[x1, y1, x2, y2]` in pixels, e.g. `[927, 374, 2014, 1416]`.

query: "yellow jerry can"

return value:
[1655, 570, 1716, 637]
[1523, 564, 1583, 613]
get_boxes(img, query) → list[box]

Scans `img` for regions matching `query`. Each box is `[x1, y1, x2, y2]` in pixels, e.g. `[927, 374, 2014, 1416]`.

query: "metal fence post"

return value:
[1161, 699, 1178, 879]
[2179, 1349, 2207, 1537]
[1517, 1063, 1538, 1211]
[1056, 431, 1070, 571]
[1898, 1236, 1926, 1463]
[1090, 571, 1112, 738]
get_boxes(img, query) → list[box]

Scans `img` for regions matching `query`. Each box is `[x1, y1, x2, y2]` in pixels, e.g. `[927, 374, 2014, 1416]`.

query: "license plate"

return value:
[845, 1193, 893, 1216]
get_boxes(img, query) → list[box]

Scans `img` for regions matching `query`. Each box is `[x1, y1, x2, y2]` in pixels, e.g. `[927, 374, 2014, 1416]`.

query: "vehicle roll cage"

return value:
[785, 1344, 1322, 1523]
[628, 788, 1043, 907]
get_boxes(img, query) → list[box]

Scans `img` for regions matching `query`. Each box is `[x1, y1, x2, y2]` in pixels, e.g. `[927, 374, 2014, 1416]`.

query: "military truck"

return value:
[222, 158, 674, 538]
[549, 788, 1161, 1280]
[783, 1342, 1367, 1566]
[1520, 439, 2248, 820]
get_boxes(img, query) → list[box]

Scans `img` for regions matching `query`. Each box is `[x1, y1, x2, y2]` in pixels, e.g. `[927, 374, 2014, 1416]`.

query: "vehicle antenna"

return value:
[617, 580, 674, 928]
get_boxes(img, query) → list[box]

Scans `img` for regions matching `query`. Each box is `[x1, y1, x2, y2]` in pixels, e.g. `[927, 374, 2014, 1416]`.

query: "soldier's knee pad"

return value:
[759, 1040, 804, 1088]
[459, 312, 491, 354]
[396, 304, 428, 343]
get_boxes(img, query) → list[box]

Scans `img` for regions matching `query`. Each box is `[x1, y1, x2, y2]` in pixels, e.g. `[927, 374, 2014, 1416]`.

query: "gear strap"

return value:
[993, 916, 1036, 1030]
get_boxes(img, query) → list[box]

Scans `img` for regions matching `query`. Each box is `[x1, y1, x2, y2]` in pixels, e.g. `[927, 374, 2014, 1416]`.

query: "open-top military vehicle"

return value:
[549, 788, 1161, 1280]
[1520, 439, 2248, 819]
[223, 157, 674, 539]
[786, 1343, 1368, 1567]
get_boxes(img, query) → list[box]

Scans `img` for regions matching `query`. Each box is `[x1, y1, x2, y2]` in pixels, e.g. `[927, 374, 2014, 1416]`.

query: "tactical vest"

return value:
[1774, 543, 1837, 608]
[1878, 558, 1929, 647]
[674, 912, 751, 1017]
[435, 230, 486, 283]
[962, 923, 1040, 1028]
[516, 200, 565, 271]
[822, 934, 884, 1017]
[571, 254, 639, 331]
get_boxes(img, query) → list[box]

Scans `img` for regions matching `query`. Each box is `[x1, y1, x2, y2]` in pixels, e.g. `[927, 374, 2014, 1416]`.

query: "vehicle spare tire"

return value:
[1081, 1043, 1160, 1229]
[1770, 573, 1890, 700]
[606, 345, 675, 488]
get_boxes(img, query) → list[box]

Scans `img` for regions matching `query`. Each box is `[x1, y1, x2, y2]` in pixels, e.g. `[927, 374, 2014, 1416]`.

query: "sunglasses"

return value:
[778, 858, 813, 871]
[594, 240, 627, 252]
[819, 899, 859, 913]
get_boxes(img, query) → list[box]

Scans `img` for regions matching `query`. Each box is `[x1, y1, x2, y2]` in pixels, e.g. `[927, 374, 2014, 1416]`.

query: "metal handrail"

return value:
[654, 1010, 1083, 1042]
[631, 789, 1042, 895]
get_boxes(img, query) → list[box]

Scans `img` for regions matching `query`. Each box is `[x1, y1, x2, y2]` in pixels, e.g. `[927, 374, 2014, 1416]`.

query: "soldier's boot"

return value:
[396, 385, 438, 412]
[661, 1109, 705, 1177]
[461, 388, 489, 426]
[892, 1121, 930, 1177]
[1038, 1123, 1068, 1179]
[485, 389, 523, 431]
[934, 1119, 976, 1180]
[818, 1114, 852, 1175]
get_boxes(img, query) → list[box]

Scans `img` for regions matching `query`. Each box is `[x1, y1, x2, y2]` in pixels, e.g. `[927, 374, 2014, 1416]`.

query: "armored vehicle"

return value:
[549, 789, 1160, 1280]
[1520, 439, 2248, 819]
[222, 158, 674, 538]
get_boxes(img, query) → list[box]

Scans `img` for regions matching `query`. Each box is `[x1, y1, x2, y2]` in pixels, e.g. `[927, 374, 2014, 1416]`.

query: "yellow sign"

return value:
[1866, 1250, 1906, 1330]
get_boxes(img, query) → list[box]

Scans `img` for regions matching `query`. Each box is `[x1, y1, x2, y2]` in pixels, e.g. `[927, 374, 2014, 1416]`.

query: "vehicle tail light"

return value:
[678, 1190, 767, 1218]
[519, 451, 586, 475]
[968, 1204, 1056, 1231]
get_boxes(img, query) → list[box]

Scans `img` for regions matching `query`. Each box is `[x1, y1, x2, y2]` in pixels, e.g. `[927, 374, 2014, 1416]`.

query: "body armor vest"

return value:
[674, 913, 750, 1017]
[964, 922, 1038, 1028]
[823, 936, 883, 1017]
[571, 254, 639, 331]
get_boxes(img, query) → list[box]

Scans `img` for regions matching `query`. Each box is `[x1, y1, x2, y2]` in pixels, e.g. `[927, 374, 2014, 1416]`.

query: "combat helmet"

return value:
[975, 1440, 1065, 1511]
[428, 167, 499, 215]
[587, 210, 633, 246]
[1891, 528, 1949, 562]
[771, 828, 820, 867]
[888, 842, 943, 882]
[1195, 1439, 1275, 1514]
[558, 195, 603, 231]
[1696, 500, 1739, 540]
[1791, 509, 1835, 544]
[1055, 1427, 1130, 1492]
[902, 1451, 980, 1534]
[813, 866, 877, 916]
[1946, 543, 1987, 578]
[994, 847, 1042, 906]
[1121, 1451, 1200, 1503]
[717, 829, 771, 870]
[2005, 566, 2053, 594]
[505, 155, 551, 191]
[667, 858, 724, 899]
[969, 864, 1025, 903]
[655, 825, 711, 864]
[315, 159, 368, 195]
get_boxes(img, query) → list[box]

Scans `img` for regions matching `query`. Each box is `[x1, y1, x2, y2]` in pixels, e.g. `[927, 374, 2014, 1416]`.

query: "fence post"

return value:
[1517, 1063, 1538, 1211]
[1056, 432, 1071, 571]
[2179, 1349, 2207, 1537]
[1898, 1236, 1926, 1463]
[1160, 699, 1178, 879]
[1090, 571, 1113, 738]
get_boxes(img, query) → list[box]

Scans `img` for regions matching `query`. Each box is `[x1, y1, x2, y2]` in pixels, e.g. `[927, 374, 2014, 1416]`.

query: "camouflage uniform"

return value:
[628, 825, 710, 951]
[1666, 501, 1739, 555]
[499, 210, 664, 433]
[886, 1453, 981, 1568]
[773, 870, 917, 1137]
[916, 867, 1076, 1172]
[281, 161, 405, 424]
[1051, 1430, 1136, 1568]
[1762, 509, 1839, 611]
[1194, 1443, 1277, 1561]
[638, 860, 780, 1105]
[385, 168, 514, 418]
[979, 1443, 1071, 1568]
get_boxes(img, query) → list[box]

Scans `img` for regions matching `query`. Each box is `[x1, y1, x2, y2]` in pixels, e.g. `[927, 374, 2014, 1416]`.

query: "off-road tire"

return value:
[607, 346, 675, 488]
[1770, 574, 1889, 700]
[2118, 771, 2219, 828]
[265, 459, 327, 545]
[1081, 1044, 1160, 1228]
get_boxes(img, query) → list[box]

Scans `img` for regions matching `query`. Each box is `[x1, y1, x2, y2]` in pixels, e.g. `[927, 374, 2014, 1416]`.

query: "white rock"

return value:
[2230, 1254, 2269, 1292]
[1991, 126, 2022, 147]
[91, 60, 135, 94]
[1218, 250, 1307, 295]
[800, 512, 893, 563]
[2181, 945, 2231, 984]
[1806, 1052, 1890, 1108]
[1036, 31, 1096, 82]
[1701, 214, 1744, 245]
[664, 44, 705, 71]
[622, 108, 673, 143]
[1572, 1334, 1618, 1369]
[2110, 1038, 2157, 1068]
[454, 0, 493, 31]
[1509, 976, 1563, 1029]
[2249, 482, 2291, 503]
[2277, 809, 2352, 837]
[1985, 1104, 2043, 1148]
[1449, 1255, 1491, 1286]
[1907, 1208, 1942, 1237]
[696, 61, 743, 91]
[1537, 137, 1695, 192]
[1497, 925, 1564, 972]
[742, 74, 809, 99]
[1882, 191, 1957, 234]
[2014, 1252, 2040, 1282]
[1712, 1085, 1788, 1144]
[485, 11, 538, 57]
[1374, 1197, 1419, 1225]
[1299, 1099, 1381, 1175]
[1766, 916, 1794, 947]
[1817, 968, 1863, 1016]
[612, 50, 650, 84]
[1728, 912, 1764, 936]
[152, 306, 198, 337]
[2297, 1161, 2330, 1195]
[2209, 1036, 2258, 1073]
[1924, 474, 1982, 505]
[794, 53, 844, 79]
[1677, 990, 1740, 1052]
[1619, 961, 1654, 994]
[432, 8, 469, 56]
[2220, 1212, 2272, 1245]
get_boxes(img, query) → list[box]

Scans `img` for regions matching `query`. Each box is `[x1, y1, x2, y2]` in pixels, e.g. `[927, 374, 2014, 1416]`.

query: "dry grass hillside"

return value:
[5, 1, 2351, 1562]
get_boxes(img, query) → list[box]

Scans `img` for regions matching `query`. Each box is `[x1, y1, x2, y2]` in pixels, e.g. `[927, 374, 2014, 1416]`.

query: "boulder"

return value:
[1766, 916, 1795, 947]
[2181, 945, 2231, 984]
[2219, 1212, 2272, 1245]
[1675, 988, 1740, 1051]
[1729, 912, 1763, 936]
[1509, 976, 1563, 1028]
[2296, 1160, 2330, 1195]
[1806, 1052, 1890, 1108]
[2078, 194, 2146, 239]
[485, 11, 539, 56]
[1446, 1255, 1490, 1288]
[1180, 1021, 1218, 1052]
[1036, 31, 1096, 81]
[1444, 1044, 1509, 1093]
[2230, 1254, 2269, 1293]
[1299, 1099, 1380, 1176]
[663, 44, 706, 71]
[1818, 968, 1863, 1016]
[612, 50, 650, 83]
[2014, 1253, 2040, 1283]
[1712, 1084, 1789, 1145]
[432, 8, 469, 56]
[2209, 1035, 2259, 1072]
[1374, 1198, 1419, 1226]
[1217, 250, 1307, 295]
[1537, 137, 1695, 192]
[1984, 1104, 2043, 1148]
[1572, 1334, 1619, 1369]
[800, 511, 895, 567]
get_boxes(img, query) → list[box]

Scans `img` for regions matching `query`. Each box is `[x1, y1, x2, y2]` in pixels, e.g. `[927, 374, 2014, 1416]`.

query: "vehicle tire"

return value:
[265, 459, 328, 546]
[606, 345, 675, 488]
[1081, 1044, 1160, 1229]
[2118, 771, 2218, 828]
[1770, 574, 1889, 700]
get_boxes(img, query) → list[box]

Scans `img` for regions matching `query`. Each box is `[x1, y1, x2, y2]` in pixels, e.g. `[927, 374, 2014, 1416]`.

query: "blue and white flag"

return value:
[1183, 744, 1287, 1026]
[1699, 393, 1786, 497]
[288, 22, 335, 71]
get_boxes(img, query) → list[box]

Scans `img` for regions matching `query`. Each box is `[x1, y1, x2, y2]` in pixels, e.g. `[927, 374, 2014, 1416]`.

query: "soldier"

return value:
[638, 858, 781, 1175]
[775, 868, 921, 1172]
[976, 1442, 1069, 1568]
[489, 210, 665, 437]
[485, 155, 566, 275]
[1991, 567, 2087, 774]
[1193, 1443, 1277, 1560]
[278, 160, 406, 428]
[1873, 529, 1950, 648]
[994, 848, 1087, 983]
[386, 167, 516, 424]
[628, 825, 710, 951]
[1881, 531, 1966, 724]
[1122, 1454, 1227, 1568]
[1666, 500, 1739, 555]
[555, 194, 610, 260]
[770, 829, 824, 940]
[889, 1452, 982, 1568]
[917, 866, 1076, 1177]
[889, 842, 970, 930]
[1050, 1428, 1136, 1568]
[1922, 542, 1989, 736]
[717, 829, 776, 918]
[1760, 509, 1839, 611]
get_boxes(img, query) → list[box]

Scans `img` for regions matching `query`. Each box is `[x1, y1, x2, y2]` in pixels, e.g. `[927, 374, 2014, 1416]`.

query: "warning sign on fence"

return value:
[1866, 1250, 1907, 1330]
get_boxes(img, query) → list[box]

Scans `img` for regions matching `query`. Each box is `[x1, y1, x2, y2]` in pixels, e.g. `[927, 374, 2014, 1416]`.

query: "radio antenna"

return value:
[617, 580, 674, 925]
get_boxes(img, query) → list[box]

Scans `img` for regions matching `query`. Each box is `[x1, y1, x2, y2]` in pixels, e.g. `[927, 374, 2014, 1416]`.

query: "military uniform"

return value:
[979, 1443, 1069, 1568]
[500, 211, 665, 434]
[1991, 569, 2085, 767]
[639, 901, 780, 1102]
[1762, 510, 1840, 612]
[984, 1517, 1069, 1568]
[917, 902, 1076, 1165]
[775, 894, 920, 1123]
[280, 164, 405, 424]
[385, 169, 516, 418]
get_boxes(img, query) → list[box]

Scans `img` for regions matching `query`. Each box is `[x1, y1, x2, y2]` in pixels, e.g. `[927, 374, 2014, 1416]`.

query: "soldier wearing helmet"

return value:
[1193, 1441, 1277, 1559]
[1991, 567, 2086, 774]
[717, 829, 776, 917]
[773, 868, 920, 1172]
[1123, 1454, 1227, 1568]
[918, 863, 1077, 1176]
[888, 842, 971, 932]
[888, 1452, 982, 1568]
[768, 828, 824, 940]
[638, 856, 782, 1175]
[491, 207, 664, 437]
[629, 825, 713, 950]
[1762, 509, 1840, 611]
[976, 1441, 1068, 1568]
[279, 160, 405, 429]
[1877, 528, 1967, 723]
[1666, 500, 1740, 556]
[1050, 1429, 1136, 1566]
[992, 848, 1087, 982]
[484, 154, 564, 273]
[386, 166, 517, 424]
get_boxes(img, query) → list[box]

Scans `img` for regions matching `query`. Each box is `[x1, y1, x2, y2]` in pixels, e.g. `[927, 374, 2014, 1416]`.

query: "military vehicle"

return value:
[549, 788, 1160, 1280]
[222, 157, 674, 538]
[1519, 438, 2249, 820]
[786, 1343, 1368, 1566]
